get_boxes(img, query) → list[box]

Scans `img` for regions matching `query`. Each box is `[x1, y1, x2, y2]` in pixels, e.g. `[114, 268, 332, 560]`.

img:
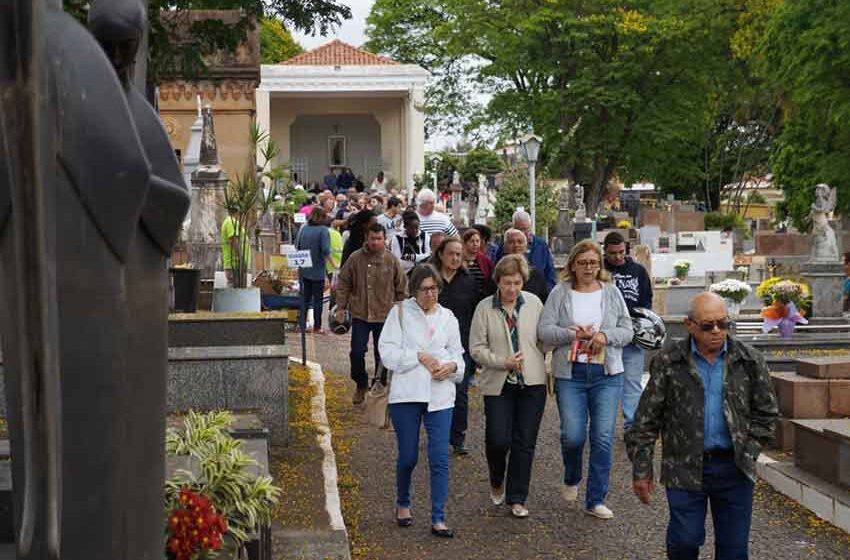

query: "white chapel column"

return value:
[255, 88, 271, 168]
[408, 85, 426, 198]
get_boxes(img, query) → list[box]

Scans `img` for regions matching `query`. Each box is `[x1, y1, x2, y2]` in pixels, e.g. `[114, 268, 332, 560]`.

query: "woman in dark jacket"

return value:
[462, 228, 495, 296]
[430, 236, 483, 454]
[340, 209, 377, 266]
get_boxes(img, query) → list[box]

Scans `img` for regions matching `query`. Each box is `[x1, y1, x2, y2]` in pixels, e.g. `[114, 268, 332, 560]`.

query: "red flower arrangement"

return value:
[167, 487, 228, 560]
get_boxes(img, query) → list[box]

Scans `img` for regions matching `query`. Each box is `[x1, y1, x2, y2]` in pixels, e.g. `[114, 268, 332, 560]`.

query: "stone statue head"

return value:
[811, 183, 836, 214]
[88, 0, 146, 83]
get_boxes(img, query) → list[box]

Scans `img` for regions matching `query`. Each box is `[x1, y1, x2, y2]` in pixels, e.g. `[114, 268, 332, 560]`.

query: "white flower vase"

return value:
[726, 300, 741, 318]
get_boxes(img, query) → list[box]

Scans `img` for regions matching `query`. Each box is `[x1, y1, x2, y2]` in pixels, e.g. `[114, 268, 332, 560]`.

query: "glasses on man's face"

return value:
[418, 285, 439, 294]
[575, 260, 600, 268]
[694, 319, 732, 332]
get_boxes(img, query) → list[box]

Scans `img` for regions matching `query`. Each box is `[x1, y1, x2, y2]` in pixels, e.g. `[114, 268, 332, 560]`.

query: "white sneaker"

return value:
[585, 504, 614, 520]
[560, 484, 579, 503]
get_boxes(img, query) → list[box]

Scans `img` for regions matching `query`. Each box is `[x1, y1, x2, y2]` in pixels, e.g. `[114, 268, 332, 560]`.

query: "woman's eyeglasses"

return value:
[575, 260, 600, 268]
[418, 285, 439, 294]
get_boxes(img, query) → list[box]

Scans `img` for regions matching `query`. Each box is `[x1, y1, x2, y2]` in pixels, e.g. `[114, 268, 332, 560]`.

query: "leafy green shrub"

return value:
[166, 411, 281, 552]
[704, 211, 750, 239]
[492, 169, 557, 235]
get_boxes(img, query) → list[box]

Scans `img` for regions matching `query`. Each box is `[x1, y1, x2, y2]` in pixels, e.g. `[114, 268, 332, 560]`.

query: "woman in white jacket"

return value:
[378, 264, 465, 538]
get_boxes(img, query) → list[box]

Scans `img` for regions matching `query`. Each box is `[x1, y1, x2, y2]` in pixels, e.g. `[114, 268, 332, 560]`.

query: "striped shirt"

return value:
[465, 258, 486, 294]
[417, 210, 458, 236]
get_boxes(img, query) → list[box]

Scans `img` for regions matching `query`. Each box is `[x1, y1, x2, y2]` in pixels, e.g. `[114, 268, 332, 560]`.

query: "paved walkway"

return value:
[291, 331, 850, 559]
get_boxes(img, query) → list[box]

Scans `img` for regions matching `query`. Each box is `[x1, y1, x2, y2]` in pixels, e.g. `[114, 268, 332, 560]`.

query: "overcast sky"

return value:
[292, 0, 375, 49]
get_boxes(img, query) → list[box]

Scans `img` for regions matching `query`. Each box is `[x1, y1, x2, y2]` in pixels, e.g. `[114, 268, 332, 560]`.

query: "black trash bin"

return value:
[170, 267, 201, 313]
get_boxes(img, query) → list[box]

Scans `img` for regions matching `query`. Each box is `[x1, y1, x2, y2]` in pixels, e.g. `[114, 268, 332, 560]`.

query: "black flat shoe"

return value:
[396, 507, 413, 527]
[452, 445, 469, 456]
[431, 526, 454, 538]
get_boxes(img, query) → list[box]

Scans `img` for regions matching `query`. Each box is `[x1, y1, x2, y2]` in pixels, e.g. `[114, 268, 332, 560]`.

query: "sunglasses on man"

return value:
[690, 319, 733, 332]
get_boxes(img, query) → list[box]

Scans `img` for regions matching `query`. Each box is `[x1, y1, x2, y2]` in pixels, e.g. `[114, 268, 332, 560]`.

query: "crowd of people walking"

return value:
[286, 179, 779, 559]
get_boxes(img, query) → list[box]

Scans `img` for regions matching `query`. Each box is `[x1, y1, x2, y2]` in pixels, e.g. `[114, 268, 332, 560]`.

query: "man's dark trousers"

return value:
[450, 353, 475, 448]
[665, 452, 754, 560]
[350, 318, 383, 390]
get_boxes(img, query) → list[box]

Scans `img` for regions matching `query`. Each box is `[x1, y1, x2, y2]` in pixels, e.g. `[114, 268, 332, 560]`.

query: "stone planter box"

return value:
[168, 345, 289, 445]
[169, 311, 289, 347]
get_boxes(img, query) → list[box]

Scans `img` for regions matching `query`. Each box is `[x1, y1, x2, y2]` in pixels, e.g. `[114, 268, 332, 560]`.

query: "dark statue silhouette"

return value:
[0, 0, 189, 558]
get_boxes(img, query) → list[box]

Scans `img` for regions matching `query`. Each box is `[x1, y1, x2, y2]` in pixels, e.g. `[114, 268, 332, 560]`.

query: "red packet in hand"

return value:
[570, 339, 605, 364]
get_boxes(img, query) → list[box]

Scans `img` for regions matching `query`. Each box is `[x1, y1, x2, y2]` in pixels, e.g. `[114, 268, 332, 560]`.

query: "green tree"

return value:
[760, 0, 850, 229]
[65, 0, 350, 83]
[492, 170, 557, 235]
[367, 0, 746, 216]
[260, 18, 303, 63]
[460, 148, 503, 183]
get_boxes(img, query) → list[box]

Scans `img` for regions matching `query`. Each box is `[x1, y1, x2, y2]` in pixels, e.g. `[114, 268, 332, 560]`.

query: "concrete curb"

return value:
[281, 357, 351, 560]
[757, 453, 850, 533]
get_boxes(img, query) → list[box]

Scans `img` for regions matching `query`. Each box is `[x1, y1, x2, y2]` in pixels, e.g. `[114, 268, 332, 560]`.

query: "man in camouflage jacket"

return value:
[625, 292, 777, 559]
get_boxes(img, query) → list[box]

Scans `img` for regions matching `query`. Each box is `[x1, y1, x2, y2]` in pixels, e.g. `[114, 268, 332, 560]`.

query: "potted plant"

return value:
[165, 411, 281, 559]
[673, 259, 692, 281]
[214, 123, 286, 312]
[709, 278, 752, 317]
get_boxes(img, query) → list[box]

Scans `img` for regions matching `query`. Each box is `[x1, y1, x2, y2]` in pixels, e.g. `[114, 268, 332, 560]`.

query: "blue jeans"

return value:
[621, 344, 646, 431]
[555, 364, 623, 509]
[666, 454, 754, 560]
[349, 319, 383, 390]
[299, 277, 325, 331]
[390, 403, 453, 524]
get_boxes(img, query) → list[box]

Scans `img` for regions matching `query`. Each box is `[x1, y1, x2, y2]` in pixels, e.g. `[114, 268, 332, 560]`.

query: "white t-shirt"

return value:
[570, 289, 603, 330]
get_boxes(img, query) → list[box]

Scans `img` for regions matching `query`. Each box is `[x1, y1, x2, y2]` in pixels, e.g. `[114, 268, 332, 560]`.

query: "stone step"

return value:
[796, 357, 850, 379]
[792, 419, 850, 489]
[773, 417, 796, 452]
[771, 372, 830, 419]
[830, 380, 850, 416]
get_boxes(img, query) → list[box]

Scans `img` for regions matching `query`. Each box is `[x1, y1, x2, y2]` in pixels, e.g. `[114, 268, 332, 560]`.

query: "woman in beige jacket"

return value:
[469, 255, 546, 518]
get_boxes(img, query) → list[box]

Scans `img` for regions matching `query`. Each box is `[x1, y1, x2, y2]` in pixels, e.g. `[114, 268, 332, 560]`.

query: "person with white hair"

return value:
[417, 188, 459, 237]
[494, 209, 557, 289]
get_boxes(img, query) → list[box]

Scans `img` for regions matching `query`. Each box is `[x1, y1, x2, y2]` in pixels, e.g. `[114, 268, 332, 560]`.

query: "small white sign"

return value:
[284, 249, 312, 268]
[293, 213, 307, 224]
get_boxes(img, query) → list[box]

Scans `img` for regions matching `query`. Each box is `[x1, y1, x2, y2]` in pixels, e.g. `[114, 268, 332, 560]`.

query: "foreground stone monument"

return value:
[801, 183, 844, 317]
[0, 1, 189, 558]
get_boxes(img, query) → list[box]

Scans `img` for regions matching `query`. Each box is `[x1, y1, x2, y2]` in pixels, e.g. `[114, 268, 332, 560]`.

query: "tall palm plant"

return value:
[222, 122, 288, 289]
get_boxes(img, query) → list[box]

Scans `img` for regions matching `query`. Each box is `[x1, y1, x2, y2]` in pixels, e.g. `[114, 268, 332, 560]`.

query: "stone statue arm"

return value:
[127, 89, 190, 254]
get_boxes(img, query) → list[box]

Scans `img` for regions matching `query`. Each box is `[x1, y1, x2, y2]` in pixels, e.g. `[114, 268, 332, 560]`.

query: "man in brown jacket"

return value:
[336, 222, 408, 404]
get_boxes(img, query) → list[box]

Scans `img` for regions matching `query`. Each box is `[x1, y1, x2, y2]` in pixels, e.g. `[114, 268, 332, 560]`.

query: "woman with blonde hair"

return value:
[470, 254, 547, 518]
[538, 239, 632, 520]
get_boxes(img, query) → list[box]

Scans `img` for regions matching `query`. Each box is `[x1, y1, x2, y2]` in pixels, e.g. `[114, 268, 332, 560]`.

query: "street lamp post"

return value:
[429, 154, 442, 193]
[518, 134, 542, 232]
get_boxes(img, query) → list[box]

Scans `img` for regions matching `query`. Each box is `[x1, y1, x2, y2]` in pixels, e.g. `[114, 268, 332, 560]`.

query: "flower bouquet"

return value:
[757, 277, 811, 338]
[673, 259, 692, 280]
[709, 278, 752, 317]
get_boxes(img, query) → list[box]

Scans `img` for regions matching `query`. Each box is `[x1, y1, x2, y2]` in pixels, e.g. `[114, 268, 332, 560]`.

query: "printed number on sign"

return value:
[284, 250, 312, 268]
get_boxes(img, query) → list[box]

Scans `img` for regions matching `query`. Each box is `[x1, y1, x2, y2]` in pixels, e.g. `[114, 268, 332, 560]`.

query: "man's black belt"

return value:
[703, 448, 734, 461]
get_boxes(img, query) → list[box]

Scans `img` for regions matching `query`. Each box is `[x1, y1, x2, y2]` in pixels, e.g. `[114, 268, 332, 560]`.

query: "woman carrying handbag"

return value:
[378, 264, 465, 538]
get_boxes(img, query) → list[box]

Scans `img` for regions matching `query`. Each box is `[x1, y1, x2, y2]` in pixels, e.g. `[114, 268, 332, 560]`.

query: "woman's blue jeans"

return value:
[555, 364, 623, 509]
[389, 403, 453, 524]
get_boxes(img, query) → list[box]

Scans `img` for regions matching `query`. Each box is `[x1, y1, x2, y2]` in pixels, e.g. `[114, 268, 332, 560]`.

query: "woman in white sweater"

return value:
[378, 264, 465, 538]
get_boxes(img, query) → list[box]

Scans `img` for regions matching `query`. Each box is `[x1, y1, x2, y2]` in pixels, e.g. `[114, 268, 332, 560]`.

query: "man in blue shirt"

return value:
[626, 292, 778, 560]
[493, 210, 557, 289]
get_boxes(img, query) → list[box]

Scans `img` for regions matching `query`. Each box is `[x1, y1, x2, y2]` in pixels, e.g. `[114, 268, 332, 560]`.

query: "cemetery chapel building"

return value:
[257, 40, 429, 195]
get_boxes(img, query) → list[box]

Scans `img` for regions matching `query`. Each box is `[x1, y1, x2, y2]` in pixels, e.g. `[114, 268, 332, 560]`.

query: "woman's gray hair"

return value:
[409, 263, 443, 294]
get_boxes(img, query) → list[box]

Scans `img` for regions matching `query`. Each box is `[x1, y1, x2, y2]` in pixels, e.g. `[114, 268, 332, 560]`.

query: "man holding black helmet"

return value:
[603, 231, 652, 431]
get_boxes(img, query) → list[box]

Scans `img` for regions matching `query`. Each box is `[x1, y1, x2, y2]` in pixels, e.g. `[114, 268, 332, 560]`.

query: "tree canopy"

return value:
[368, 0, 850, 228]
[259, 18, 303, 64]
[65, 0, 350, 83]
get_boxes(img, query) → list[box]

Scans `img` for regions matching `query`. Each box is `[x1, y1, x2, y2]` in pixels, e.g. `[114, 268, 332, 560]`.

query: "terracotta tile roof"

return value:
[282, 39, 398, 66]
